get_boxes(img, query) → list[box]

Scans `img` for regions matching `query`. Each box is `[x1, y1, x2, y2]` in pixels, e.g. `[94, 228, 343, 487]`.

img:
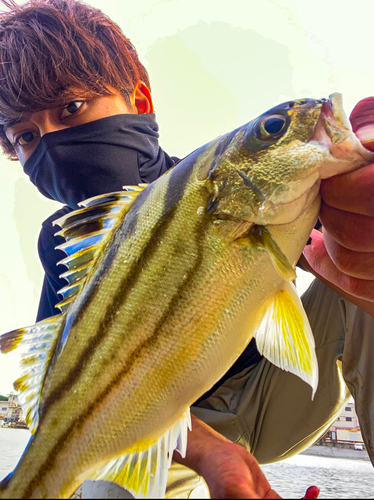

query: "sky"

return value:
[0, 0, 373, 394]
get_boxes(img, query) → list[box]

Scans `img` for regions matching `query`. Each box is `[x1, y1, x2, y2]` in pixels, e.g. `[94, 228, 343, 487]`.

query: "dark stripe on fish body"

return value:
[208, 128, 240, 176]
[24, 206, 209, 499]
[123, 150, 194, 241]
[215, 128, 240, 159]
[163, 151, 199, 212]
[120, 181, 157, 239]
[40, 158, 197, 419]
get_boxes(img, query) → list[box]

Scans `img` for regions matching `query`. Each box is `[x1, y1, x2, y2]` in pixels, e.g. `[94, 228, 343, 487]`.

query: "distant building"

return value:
[0, 394, 23, 423]
[323, 401, 364, 446]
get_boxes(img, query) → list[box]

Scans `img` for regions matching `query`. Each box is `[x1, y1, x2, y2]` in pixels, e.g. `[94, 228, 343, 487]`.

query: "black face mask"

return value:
[23, 113, 175, 209]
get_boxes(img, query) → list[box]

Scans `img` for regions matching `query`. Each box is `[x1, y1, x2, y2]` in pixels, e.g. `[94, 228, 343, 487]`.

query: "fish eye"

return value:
[261, 115, 287, 135]
[254, 114, 288, 141]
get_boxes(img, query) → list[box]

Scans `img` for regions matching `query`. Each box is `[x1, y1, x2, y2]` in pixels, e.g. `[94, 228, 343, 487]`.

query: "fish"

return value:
[1, 93, 373, 499]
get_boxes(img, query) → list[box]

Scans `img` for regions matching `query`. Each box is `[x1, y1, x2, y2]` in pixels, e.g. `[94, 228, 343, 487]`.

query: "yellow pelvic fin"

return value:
[0, 314, 65, 433]
[91, 409, 191, 499]
[53, 187, 147, 314]
[255, 281, 318, 399]
[249, 225, 296, 281]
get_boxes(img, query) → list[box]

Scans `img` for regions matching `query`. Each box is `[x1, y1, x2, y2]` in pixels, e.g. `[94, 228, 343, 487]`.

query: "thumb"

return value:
[302, 485, 320, 499]
[302, 229, 339, 283]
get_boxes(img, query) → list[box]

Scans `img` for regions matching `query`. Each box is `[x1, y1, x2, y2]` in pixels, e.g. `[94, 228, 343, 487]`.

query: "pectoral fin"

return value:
[91, 410, 191, 499]
[255, 281, 318, 398]
[249, 225, 296, 281]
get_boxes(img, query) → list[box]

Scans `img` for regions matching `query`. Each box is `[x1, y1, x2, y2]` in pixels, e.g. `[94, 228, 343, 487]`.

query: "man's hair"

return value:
[0, 0, 150, 158]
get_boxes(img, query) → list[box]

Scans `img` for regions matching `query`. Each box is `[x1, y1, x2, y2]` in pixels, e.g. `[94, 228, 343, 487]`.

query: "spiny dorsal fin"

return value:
[92, 410, 191, 499]
[0, 314, 65, 433]
[255, 281, 319, 399]
[53, 187, 148, 314]
[79, 189, 144, 209]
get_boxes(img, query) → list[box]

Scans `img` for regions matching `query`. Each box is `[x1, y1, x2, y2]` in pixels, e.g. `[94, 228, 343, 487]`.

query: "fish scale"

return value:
[1, 94, 374, 499]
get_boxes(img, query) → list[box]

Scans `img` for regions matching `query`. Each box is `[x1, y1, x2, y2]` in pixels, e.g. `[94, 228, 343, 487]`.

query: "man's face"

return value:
[4, 85, 150, 165]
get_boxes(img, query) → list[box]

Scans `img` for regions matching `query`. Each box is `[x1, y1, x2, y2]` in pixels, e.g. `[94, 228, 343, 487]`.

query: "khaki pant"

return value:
[73, 278, 374, 498]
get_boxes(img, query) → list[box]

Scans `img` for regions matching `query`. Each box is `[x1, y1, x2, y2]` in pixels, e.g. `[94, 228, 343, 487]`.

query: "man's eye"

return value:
[15, 131, 37, 146]
[60, 101, 84, 119]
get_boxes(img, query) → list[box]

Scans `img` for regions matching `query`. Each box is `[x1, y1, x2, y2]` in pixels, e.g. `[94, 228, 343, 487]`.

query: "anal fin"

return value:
[92, 409, 191, 498]
[255, 281, 318, 399]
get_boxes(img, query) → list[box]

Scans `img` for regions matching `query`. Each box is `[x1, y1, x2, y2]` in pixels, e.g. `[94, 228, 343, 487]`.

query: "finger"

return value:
[350, 97, 374, 131]
[302, 485, 320, 499]
[323, 230, 374, 279]
[320, 163, 374, 216]
[303, 230, 374, 300]
[319, 202, 374, 252]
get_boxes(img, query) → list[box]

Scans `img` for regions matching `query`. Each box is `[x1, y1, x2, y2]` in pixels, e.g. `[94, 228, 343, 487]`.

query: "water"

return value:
[0, 427, 31, 480]
[263, 454, 374, 499]
[1, 428, 373, 498]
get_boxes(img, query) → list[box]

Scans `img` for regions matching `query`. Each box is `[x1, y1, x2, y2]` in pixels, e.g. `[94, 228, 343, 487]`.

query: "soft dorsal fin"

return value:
[53, 187, 147, 314]
[0, 314, 65, 433]
[255, 281, 319, 398]
[91, 410, 191, 498]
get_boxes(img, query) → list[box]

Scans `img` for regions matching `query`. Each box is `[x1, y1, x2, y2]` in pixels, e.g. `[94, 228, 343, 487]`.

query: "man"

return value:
[0, 0, 373, 498]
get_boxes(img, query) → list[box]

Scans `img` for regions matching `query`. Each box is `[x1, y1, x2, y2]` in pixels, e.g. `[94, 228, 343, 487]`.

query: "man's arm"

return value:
[36, 206, 74, 322]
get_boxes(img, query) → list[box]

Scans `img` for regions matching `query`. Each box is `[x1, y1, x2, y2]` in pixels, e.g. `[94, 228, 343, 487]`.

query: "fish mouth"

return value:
[308, 94, 349, 150]
[309, 93, 374, 177]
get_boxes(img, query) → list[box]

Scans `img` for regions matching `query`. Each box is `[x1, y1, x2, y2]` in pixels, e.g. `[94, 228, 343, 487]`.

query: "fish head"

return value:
[205, 93, 374, 226]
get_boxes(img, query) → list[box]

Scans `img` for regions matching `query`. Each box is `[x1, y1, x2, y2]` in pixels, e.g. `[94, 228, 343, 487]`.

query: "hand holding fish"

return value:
[189, 442, 283, 499]
[174, 416, 319, 499]
[303, 97, 374, 310]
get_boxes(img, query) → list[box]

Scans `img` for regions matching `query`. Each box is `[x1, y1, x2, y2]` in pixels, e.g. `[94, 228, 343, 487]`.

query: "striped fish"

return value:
[1, 93, 373, 499]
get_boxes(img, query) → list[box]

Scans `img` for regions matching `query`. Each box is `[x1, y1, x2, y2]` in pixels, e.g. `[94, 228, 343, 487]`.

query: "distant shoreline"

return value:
[300, 444, 370, 461]
[0, 427, 371, 462]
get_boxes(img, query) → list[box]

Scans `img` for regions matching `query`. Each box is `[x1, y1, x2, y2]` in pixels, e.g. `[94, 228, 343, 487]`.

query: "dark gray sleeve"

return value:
[36, 206, 72, 322]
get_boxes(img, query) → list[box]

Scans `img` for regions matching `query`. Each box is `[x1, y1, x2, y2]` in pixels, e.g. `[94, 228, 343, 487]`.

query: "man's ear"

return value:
[130, 82, 154, 114]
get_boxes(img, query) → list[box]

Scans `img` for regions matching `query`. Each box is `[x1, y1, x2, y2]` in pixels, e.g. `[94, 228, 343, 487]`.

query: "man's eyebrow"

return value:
[3, 115, 33, 132]
[3, 121, 18, 132]
[3, 117, 32, 132]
